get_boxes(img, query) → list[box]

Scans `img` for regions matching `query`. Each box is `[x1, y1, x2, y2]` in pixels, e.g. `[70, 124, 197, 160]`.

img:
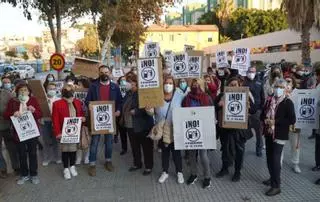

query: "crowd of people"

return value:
[0, 61, 320, 197]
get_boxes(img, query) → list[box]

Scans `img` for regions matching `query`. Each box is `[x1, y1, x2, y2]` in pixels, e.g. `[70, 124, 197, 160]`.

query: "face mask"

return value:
[191, 86, 200, 94]
[126, 83, 132, 90]
[100, 75, 109, 82]
[164, 84, 174, 93]
[218, 70, 225, 76]
[47, 77, 54, 82]
[67, 81, 74, 86]
[274, 88, 284, 97]
[3, 83, 11, 90]
[18, 94, 29, 102]
[62, 89, 74, 98]
[120, 80, 127, 86]
[179, 82, 187, 90]
[247, 73, 256, 80]
[296, 71, 304, 76]
[47, 90, 56, 98]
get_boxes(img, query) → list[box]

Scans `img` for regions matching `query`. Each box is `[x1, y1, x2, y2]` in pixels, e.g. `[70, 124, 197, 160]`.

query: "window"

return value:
[208, 37, 213, 42]
[170, 34, 174, 42]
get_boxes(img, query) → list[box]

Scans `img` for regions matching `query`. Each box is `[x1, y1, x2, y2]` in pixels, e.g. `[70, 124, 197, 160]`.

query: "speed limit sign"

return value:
[50, 53, 65, 71]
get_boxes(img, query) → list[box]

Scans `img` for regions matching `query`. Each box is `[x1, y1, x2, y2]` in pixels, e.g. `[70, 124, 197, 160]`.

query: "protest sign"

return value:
[138, 57, 164, 108]
[60, 117, 82, 143]
[74, 88, 88, 103]
[216, 51, 228, 68]
[188, 51, 203, 78]
[144, 42, 160, 58]
[222, 87, 249, 129]
[28, 80, 51, 117]
[10, 111, 40, 142]
[112, 46, 124, 78]
[184, 44, 195, 52]
[53, 80, 64, 98]
[72, 57, 100, 79]
[172, 52, 188, 79]
[164, 50, 173, 69]
[89, 101, 116, 135]
[292, 89, 319, 129]
[173, 107, 216, 150]
[231, 48, 250, 76]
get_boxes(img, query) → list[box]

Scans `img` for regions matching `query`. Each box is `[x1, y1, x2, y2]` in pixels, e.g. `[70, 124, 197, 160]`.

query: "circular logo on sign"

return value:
[50, 53, 65, 71]
[218, 56, 225, 63]
[65, 124, 78, 136]
[227, 101, 243, 115]
[235, 54, 246, 64]
[96, 112, 110, 123]
[300, 104, 314, 118]
[185, 128, 201, 142]
[174, 61, 186, 73]
[141, 67, 155, 81]
[189, 63, 199, 72]
[147, 50, 157, 57]
[20, 121, 32, 131]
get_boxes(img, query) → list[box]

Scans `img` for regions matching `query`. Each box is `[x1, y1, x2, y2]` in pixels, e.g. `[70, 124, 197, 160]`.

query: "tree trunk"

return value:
[92, 12, 101, 58]
[54, 0, 63, 79]
[301, 25, 311, 65]
[101, 24, 116, 66]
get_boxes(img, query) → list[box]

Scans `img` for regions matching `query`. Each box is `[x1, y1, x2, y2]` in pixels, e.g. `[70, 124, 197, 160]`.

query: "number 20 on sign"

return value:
[50, 53, 65, 71]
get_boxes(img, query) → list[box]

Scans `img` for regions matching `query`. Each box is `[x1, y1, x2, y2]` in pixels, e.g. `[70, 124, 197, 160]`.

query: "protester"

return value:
[313, 68, 320, 172]
[117, 76, 129, 154]
[85, 65, 122, 176]
[216, 66, 231, 93]
[244, 67, 265, 157]
[43, 73, 56, 90]
[204, 75, 219, 102]
[182, 78, 212, 189]
[4, 83, 42, 185]
[261, 79, 296, 196]
[176, 78, 190, 96]
[1, 76, 13, 92]
[264, 66, 283, 97]
[52, 84, 85, 180]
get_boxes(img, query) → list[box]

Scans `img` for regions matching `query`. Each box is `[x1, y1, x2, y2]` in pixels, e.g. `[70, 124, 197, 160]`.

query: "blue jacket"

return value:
[85, 80, 122, 112]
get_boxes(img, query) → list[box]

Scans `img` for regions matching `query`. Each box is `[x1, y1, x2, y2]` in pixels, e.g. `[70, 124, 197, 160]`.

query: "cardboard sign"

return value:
[172, 52, 188, 79]
[74, 89, 88, 103]
[231, 48, 250, 76]
[28, 80, 51, 118]
[222, 87, 249, 129]
[89, 101, 116, 135]
[292, 89, 319, 129]
[184, 44, 195, 52]
[216, 51, 228, 68]
[72, 57, 100, 79]
[164, 50, 173, 69]
[52, 80, 64, 98]
[173, 107, 216, 150]
[188, 51, 203, 78]
[144, 42, 160, 58]
[60, 117, 82, 143]
[138, 58, 160, 89]
[138, 58, 164, 108]
[10, 112, 40, 142]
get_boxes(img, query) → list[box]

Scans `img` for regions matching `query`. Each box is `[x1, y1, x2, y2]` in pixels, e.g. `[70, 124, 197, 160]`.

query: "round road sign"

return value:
[50, 53, 65, 71]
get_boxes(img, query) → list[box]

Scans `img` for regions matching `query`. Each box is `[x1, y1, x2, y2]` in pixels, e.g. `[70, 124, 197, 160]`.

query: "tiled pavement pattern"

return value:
[1, 133, 320, 202]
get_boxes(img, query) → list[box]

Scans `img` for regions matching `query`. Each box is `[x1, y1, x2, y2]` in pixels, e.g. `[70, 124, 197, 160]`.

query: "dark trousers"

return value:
[265, 136, 284, 189]
[62, 152, 76, 168]
[315, 133, 320, 166]
[119, 126, 128, 152]
[251, 110, 263, 154]
[17, 138, 38, 177]
[161, 142, 182, 173]
[128, 129, 153, 169]
[0, 129, 19, 170]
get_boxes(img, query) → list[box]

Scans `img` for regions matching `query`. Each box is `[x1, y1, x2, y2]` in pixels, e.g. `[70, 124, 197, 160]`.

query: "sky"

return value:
[0, 0, 206, 37]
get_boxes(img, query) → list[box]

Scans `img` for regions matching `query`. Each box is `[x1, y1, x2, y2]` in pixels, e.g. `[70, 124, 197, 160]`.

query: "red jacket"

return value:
[52, 98, 84, 137]
[3, 96, 42, 142]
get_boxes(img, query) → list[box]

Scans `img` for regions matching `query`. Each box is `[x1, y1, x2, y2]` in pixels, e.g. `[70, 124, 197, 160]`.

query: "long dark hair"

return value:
[43, 73, 55, 90]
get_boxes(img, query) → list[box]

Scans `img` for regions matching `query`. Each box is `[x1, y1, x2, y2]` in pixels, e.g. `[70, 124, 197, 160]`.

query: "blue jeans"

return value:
[40, 121, 59, 162]
[89, 134, 113, 165]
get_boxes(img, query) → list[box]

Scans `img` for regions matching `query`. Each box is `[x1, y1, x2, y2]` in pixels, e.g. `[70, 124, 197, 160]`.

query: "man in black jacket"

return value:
[244, 66, 265, 157]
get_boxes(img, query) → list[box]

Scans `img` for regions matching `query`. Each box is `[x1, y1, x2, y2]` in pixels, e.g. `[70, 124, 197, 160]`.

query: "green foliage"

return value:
[5, 50, 17, 58]
[75, 23, 99, 57]
[22, 52, 29, 60]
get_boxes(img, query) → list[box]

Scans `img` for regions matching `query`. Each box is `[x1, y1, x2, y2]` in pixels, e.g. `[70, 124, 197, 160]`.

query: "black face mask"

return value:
[272, 72, 281, 78]
[100, 75, 109, 82]
[62, 89, 74, 98]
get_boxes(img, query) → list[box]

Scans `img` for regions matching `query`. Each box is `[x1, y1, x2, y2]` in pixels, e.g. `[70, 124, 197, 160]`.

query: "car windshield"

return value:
[18, 66, 26, 70]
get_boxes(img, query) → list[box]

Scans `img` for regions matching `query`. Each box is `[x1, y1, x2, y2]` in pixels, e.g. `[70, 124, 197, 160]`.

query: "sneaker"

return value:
[42, 161, 50, 166]
[84, 158, 89, 165]
[17, 176, 30, 185]
[70, 166, 78, 177]
[293, 164, 301, 173]
[312, 166, 320, 171]
[88, 165, 96, 177]
[158, 172, 169, 183]
[64, 168, 71, 180]
[104, 162, 114, 172]
[265, 188, 281, 196]
[202, 178, 211, 189]
[177, 172, 184, 184]
[186, 175, 198, 185]
[216, 168, 229, 178]
[31, 176, 40, 184]
[232, 173, 241, 182]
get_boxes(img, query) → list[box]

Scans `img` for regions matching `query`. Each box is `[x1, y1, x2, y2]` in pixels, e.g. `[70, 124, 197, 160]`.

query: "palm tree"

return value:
[216, 0, 235, 42]
[281, 0, 320, 65]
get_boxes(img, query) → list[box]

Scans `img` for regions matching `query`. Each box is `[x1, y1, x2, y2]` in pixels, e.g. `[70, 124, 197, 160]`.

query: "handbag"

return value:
[79, 126, 91, 150]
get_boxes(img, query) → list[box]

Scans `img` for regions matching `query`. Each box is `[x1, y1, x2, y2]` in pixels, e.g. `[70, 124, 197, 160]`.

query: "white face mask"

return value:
[247, 73, 256, 80]
[274, 88, 284, 97]
[218, 70, 225, 76]
[164, 84, 174, 93]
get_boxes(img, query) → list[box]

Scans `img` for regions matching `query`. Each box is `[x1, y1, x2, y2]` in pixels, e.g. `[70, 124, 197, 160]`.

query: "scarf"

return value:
[64, 98, 76, 117]
[19, 96, 30, 114]
[265, 95, 285, 139]
[184, 90, 210, 107]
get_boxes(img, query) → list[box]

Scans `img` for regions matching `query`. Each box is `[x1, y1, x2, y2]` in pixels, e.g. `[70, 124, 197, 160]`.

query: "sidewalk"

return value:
[1, 134, 320, 202]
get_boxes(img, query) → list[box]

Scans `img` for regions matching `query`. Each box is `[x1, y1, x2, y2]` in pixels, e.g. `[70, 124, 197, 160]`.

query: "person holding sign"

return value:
[182, 78, 212, 189]
[4, 83, 42, 185]
[261, 79, 296, 196]
[176, 79, 190, 96]
[52, 84, 85, 180]
[85, 65, 122, 176]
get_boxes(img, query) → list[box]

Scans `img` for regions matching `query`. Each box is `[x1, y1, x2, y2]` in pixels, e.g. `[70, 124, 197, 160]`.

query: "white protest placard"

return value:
[216, 51, 228, 68]
[112, 69, 124, 78]
[90, 101, 115, 135]
[172, 52, 188, 79]
[188, 51, 203, 78]
[231, 48, 250, 76]
[138, 58, 160, 89]
[164, 50, 173, 69]
[144, 42, 160, 58]
[184, 44, 195, 52]
[60, 117, 82, 143]
[173, 107, 216, 150]
[10, 111, 40, 142]
[292, 89, 319, 129]
[74, 89, 88, 103]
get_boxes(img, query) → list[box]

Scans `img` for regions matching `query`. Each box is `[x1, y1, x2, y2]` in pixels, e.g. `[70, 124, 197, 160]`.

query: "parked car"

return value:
[15, 65, 35, 79]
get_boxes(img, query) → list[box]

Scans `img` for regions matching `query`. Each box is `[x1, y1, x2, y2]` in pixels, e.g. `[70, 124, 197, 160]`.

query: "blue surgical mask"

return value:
[3, 83, 12, 90]
[274, 88, 284, 97]
[120, 80, 127, 86]
[47, 90, 56, 98]
[179, 82, 187, 90]
[47, 77, 54, 82]
[18, 94, 29, 102]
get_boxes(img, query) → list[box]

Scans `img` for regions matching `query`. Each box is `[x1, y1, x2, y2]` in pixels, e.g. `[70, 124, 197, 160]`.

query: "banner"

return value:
[222, 87, 249, 129]
[164, 50, 173, 69]
[188, 51, 203, 78]
[292, 89, 319, 129]
[172, 52, 188, 79]
[144, 42, 160, 58]
[89, 101, 115, 135]
[216, 51, 228, 68]
[10, 111, 40, 142]
[173, 107, 216, 150]
[74, 89, 88, 103]
[138, 58, 160, 89]
[231, 48, 250, 76]
[60, 117, 82, 144]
